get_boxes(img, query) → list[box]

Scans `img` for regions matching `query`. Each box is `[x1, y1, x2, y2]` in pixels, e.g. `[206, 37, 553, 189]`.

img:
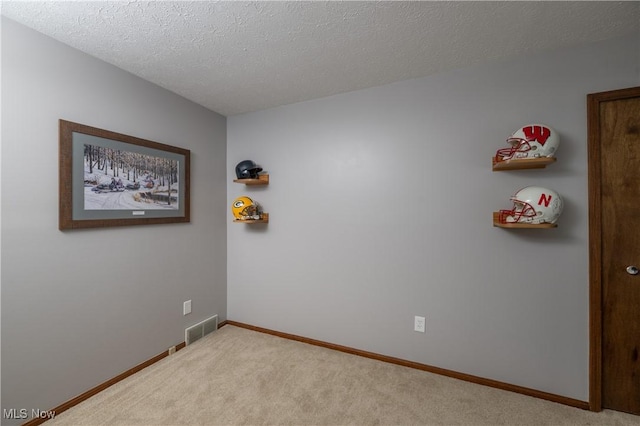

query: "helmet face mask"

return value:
[235, 160, 262, 179]
[500, 200, 538, 223]
[497, 140, 532, 161]
[499, 186, 563, 225]
[496, 124, 559, 162]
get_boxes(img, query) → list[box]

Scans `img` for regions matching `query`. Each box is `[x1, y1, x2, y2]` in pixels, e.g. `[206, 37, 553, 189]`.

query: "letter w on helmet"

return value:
[522, 125, 551, 145]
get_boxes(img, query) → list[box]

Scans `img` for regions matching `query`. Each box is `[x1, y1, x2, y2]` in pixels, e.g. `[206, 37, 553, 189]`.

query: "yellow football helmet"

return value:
[231, 196, 260, 220]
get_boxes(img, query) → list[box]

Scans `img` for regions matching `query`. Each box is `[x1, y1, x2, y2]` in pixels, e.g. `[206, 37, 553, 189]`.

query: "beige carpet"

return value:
[49, 325, 638, 425]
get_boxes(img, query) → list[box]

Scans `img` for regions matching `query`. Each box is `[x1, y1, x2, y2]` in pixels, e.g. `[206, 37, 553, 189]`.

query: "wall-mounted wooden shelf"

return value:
[233, 213, 269, 224]
[233, 174, 269, 185]
[493, 212, 557, 228]
[492, 157, 556, 171]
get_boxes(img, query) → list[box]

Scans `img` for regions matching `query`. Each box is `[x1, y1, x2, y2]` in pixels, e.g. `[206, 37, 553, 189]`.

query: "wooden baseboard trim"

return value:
[226, 320, 590, 411]
[23, 320, 233, 425]
[22, 340, 188, 426]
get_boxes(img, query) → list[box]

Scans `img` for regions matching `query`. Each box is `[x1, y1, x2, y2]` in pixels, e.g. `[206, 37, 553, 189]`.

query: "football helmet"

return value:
[499, 186, 563, 224]
[231, 196, 260, 220]
[235, 160, 262, 180]
[496, 124, 559, 161]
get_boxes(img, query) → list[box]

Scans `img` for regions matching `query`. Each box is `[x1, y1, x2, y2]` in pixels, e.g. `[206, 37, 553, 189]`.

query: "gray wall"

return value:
[1, 17, 227, 423]
[227, 34, 639, 402]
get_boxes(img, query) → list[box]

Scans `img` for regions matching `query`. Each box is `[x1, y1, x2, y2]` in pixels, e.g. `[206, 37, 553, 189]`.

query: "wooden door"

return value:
[588, 86, 640, 414]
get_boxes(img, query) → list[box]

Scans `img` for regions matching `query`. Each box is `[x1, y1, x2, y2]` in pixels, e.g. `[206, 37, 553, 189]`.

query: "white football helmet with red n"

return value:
[496, 124, 559, 161]
[499, 186, 563, 224]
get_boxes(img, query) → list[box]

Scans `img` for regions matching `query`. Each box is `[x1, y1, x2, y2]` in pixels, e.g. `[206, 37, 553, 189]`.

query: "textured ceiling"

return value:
[2, 1, 639, 116]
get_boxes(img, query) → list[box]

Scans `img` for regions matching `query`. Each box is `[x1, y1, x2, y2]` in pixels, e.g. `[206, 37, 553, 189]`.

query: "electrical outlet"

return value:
[183, 300, 192, 316]
[414, 315, 426, 333]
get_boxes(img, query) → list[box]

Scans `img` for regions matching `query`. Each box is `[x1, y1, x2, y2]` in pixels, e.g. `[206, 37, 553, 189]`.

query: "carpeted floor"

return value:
[49, 325, 639, 425]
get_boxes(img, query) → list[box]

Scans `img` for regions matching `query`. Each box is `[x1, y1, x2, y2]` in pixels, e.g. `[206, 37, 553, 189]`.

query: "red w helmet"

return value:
[496, 124, 559, 162]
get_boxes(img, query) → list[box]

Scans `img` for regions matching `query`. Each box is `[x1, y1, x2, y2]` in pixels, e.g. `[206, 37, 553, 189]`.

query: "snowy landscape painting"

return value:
[84, 144, 180, 211]
[59, 120, 190, 230]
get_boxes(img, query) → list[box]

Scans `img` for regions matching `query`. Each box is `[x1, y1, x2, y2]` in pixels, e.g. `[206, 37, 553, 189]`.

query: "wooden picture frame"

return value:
[59, 120, 190, 230]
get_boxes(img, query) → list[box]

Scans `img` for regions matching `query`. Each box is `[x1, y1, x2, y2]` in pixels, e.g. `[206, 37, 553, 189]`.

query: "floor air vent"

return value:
[185, 315, 218, 345]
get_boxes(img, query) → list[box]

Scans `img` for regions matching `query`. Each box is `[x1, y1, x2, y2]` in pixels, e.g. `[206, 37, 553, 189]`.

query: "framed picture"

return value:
[59, 120, 190, 230]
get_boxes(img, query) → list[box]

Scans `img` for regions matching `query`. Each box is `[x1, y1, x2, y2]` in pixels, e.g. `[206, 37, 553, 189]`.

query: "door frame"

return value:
[587, 86, 640, 412]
